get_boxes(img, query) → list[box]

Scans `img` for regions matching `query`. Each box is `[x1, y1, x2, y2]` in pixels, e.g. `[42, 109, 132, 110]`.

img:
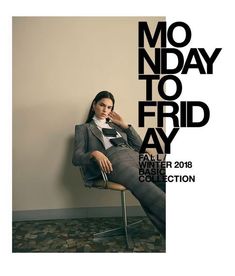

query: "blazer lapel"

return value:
[89, 120, 127, 148]
[89, 121, 105, 147]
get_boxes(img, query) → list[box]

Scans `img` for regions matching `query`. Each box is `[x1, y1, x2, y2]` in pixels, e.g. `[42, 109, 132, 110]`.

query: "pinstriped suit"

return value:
[72, 120, 165, 236]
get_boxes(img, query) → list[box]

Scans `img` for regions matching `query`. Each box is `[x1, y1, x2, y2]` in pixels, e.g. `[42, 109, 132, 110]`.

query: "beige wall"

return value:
[13, 16, 165, 212]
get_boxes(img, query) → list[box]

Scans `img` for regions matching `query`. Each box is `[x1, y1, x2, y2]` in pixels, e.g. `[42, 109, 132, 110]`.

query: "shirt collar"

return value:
[92, 115, 108, 128]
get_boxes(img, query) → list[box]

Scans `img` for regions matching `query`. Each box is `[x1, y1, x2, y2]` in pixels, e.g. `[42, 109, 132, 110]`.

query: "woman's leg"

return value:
[106, 148, 165, 236]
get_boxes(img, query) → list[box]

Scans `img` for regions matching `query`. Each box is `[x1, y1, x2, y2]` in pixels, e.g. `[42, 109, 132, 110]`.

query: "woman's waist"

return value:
[105, 145, 130, 156]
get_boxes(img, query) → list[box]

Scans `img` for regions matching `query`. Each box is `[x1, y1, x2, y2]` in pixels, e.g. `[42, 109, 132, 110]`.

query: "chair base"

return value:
[93, 219, 144, 250]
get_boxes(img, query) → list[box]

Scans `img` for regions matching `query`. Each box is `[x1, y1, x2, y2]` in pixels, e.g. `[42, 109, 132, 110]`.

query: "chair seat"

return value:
[93, 179, 126, 191]
[106, 182, 126, 191]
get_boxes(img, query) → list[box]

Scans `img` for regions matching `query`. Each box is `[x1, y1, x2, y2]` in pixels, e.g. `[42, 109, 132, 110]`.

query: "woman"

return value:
[72, 91, 165, 237]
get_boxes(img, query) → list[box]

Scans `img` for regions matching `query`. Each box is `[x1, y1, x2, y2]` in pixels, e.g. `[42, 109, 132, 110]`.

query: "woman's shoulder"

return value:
[75, 122, 92, 131]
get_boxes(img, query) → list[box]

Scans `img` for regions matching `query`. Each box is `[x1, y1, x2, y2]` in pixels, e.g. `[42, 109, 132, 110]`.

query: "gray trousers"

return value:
[106, 146, 166, 237]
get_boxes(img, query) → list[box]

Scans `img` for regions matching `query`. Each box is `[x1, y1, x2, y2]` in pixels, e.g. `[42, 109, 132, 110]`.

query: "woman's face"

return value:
[93, 98, 113, 120]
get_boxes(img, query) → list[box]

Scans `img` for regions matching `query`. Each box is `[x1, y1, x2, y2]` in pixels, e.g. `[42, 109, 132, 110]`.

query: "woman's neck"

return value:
[93, 115, 107, 125]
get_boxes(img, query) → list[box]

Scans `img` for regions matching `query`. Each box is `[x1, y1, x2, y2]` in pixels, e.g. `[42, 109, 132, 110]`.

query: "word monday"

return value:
[138, 21, 222, 153]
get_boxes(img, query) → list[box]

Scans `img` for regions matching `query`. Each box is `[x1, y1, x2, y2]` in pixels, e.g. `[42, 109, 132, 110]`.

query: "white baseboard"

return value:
[13, 206, 145, 221]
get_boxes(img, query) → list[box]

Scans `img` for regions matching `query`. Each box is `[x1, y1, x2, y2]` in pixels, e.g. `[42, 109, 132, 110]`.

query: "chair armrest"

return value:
[78, 166, 108, 188]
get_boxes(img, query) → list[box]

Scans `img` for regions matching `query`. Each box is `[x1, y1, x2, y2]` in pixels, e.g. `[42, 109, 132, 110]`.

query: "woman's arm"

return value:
[108, 111, 143, 151]
[122, 125, 143, 151]
[90, 150, 113, 174]
[72, 124, 94, 166]
[72, 124, 113, 173]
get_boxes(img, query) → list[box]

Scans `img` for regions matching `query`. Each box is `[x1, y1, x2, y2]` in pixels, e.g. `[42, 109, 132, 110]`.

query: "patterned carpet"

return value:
[13, 217, 165, 252]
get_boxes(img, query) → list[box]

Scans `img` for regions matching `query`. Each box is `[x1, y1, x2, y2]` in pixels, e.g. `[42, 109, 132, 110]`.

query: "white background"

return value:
[1, 1, 234, 275]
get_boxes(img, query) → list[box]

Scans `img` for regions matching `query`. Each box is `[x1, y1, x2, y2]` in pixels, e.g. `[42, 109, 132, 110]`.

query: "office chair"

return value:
[79, 167, 143, 250]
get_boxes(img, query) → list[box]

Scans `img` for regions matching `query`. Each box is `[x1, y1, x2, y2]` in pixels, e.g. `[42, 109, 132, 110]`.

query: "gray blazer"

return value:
[72, 120, 142, 186]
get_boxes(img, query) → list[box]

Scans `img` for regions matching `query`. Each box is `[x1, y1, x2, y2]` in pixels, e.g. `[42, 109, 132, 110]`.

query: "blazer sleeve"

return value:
[123, 125, 143, 152]
[72, 124, 96, 166]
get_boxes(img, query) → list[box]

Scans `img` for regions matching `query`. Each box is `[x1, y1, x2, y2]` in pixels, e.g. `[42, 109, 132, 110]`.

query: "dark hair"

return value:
[85, 91, 115, 123]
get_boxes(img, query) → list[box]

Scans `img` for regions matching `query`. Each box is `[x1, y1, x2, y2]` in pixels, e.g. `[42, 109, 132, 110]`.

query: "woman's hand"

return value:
[108, 111, 128, 129]
[90, 150, 113, 174]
